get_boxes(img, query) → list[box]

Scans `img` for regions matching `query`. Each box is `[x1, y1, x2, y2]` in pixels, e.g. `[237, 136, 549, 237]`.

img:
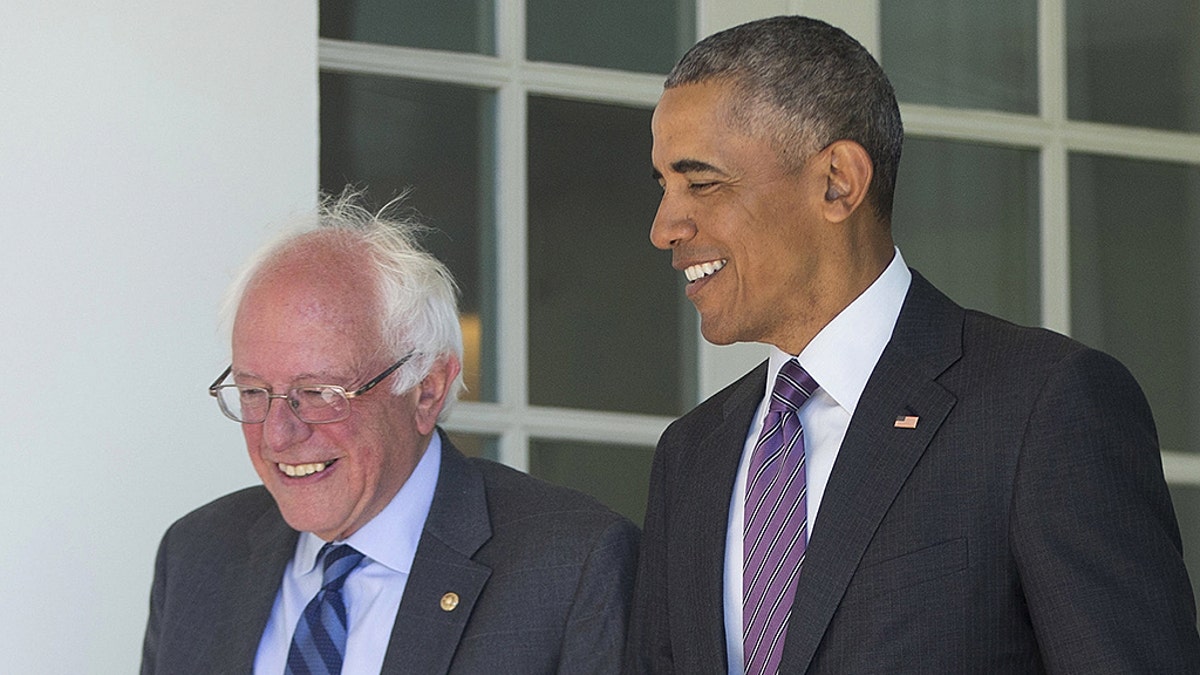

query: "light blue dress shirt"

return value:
[723, 249, 912, 674]
[253, 433, 442, 674]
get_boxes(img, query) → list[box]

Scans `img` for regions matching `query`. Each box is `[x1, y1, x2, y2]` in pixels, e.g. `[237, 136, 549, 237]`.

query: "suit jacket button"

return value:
[440, 592, 460, 611]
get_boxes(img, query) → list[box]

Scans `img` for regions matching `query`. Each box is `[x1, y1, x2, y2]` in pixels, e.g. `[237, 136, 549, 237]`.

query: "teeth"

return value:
[278, 461, 331, 477]
[684, 259, 727, 282]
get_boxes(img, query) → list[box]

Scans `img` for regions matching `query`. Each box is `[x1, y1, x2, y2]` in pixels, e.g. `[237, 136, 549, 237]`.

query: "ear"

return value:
[413, 354, 461, 436]
[820, 140, 874, 223]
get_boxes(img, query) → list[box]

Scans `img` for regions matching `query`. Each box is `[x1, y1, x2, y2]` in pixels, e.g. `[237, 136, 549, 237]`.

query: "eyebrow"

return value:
[231, 368, 347, 387]
[651, 159, 728, 182]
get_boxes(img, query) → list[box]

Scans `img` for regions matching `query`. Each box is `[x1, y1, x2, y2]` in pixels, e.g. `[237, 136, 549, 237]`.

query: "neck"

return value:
[772, 237, 894, 355]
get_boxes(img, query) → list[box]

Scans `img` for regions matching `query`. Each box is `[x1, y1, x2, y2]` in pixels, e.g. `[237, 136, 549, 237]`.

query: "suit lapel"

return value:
[677, 364, 768, 668]
[211, 501, 297, 673]
[382, 435, 492, 673]
[780, 272, 963, 672]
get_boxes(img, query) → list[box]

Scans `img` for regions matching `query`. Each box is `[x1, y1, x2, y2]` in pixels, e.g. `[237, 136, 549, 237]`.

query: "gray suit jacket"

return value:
[625, 271, 1200, 673]
[143, 433, 639, 674]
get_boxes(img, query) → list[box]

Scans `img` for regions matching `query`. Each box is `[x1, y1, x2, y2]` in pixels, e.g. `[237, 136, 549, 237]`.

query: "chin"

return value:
[699, 321, 740, 346]
[282, 512, 344, 541]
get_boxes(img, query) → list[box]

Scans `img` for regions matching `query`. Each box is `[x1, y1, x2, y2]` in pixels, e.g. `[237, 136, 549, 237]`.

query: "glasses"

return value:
[208, 352, 415, 424]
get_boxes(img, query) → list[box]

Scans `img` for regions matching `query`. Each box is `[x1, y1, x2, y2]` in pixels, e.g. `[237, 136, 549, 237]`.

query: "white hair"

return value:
[221, 190, 465, 418]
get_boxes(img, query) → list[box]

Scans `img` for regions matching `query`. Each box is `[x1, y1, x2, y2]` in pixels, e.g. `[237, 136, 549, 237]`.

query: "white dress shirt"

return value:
[723, 249, 912, 674]
[254, 432, 442, 674]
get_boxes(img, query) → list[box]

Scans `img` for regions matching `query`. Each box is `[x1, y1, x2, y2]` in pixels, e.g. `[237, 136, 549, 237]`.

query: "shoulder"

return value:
[472, 457, 635, 530]
[898, 300, 1155, 460]
[895, 272, 1149, 427]
[166, 485, 276, 534]
[963, 309, 1078, 357]
[959, 309, 1138, 393]
[661, 361, 766, 445]
[468, 457, 639, 556]
[904, 270, 1135, 392]
[156, 486, 281, 561]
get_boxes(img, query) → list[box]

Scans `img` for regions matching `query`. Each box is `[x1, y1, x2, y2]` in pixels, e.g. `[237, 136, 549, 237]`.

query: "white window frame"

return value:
[320, 0, 1200, 486]
[740, 0, 1200, 485]
[320, 2, 681, 472]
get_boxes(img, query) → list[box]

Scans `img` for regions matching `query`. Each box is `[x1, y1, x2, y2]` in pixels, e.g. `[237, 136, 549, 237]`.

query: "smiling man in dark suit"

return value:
[624, 15, 1200, 674]
[141, 195, 637, 674]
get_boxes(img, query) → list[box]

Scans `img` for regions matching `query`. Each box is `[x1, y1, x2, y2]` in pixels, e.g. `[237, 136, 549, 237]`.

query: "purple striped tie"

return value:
[744, 359, 817, 675]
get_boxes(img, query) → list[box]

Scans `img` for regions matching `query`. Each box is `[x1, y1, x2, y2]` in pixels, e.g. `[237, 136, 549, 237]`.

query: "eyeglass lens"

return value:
[216, 386, 351, 424]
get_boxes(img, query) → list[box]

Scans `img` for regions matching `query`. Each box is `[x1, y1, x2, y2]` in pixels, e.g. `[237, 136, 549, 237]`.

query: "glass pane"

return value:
[320, 72, 497, 403]
[527, 95, 696, 416]
[319, 0, 495, 55]
[881, 0, 1038, 113]
[529, 438, 654, 526]
[1067, 0, 1200, 133]
[443, 431, 499, 461]
[1070, 154, 1200, 454]
[1166, 483, 1200, 621]
[892, 138, 1041, 326]
[526, 0, 694, 73]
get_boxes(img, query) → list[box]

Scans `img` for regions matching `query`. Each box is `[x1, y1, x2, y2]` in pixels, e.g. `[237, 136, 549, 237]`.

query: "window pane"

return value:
[319, 0, 495, 55]
[1167, 484, 1200, 620]
[892, 138, 1041, 326]
[443, 431, 499, 461]
[1070, 154, 1200, 454]
[1067, 0, 1200, 133]
[530, 438, 654, 525]
[320, 72, 497, 402]
[881, 1, 1038, 113]
[527, 95, 695, 416]
[526, 0, 693, 73]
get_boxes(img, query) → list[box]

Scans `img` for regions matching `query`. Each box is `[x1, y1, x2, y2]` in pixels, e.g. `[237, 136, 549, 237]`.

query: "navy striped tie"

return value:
[285, 544, 365, 675]
[743, 359, 818, 675]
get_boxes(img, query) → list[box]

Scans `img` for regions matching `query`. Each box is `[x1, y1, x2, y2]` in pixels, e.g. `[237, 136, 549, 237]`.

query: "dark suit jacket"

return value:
[625, 271, 1200, 673]
[142, 432, 639, 674]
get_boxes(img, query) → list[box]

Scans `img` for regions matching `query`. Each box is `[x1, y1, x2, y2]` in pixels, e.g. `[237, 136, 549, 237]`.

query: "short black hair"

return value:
[667, 16, 903, 223]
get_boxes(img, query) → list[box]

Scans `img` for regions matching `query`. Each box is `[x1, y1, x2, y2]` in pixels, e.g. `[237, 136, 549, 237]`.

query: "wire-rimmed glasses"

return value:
[208, 352, 415, 424]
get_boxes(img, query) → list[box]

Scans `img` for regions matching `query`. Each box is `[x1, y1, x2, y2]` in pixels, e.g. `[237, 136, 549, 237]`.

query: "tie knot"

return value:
[320, 544, 365, 593]
[769, 359, 818, 414]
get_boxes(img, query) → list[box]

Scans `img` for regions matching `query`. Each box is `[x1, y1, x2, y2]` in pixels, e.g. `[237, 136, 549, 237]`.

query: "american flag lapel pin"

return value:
[894, 415, 919, 429]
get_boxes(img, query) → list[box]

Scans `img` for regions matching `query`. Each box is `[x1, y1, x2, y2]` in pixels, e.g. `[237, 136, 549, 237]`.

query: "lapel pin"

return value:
[894, 415, 919, 429]
[440, 592, 460, 612]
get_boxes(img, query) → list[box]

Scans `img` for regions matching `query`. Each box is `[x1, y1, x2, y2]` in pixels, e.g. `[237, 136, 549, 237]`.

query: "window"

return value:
[318, 1, 696, 525]
[874, 0, 1200, 458]
[320, 4, 1200, 602]
[875, 0, 1200, 609]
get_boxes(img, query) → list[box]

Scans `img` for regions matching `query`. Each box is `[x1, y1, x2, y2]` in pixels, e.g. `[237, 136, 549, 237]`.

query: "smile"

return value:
[278, 460, 336, 477]
[684, 259, 727, 282]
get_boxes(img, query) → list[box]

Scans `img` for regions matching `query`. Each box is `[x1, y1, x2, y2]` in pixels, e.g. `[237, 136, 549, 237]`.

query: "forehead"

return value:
[652, 81, 796, 180]
[652, 81, 739, 139]
[232, 245, 385, 367]
[651, 81, 772, 166]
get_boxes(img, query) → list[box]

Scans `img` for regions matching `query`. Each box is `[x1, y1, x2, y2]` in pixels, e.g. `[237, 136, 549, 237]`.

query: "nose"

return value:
[260, 394, 312, 452]
[650, 191, 695, 250]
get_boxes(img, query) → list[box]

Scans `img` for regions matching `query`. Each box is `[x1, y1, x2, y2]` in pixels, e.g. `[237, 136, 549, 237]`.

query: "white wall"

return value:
[0, 2, 317, 671]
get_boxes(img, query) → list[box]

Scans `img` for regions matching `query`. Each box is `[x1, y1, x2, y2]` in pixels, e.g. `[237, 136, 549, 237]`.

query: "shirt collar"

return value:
[292, 432, 442, 576]
[766, 247, 911, 415]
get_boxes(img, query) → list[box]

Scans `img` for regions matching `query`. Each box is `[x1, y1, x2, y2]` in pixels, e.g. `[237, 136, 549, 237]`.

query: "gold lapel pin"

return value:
[440, 592, 460, 612]
[894, 415, 919, 429]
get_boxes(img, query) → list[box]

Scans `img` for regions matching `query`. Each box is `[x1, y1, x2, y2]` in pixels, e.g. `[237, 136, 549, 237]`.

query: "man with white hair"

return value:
[142, 195, 638, 674]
